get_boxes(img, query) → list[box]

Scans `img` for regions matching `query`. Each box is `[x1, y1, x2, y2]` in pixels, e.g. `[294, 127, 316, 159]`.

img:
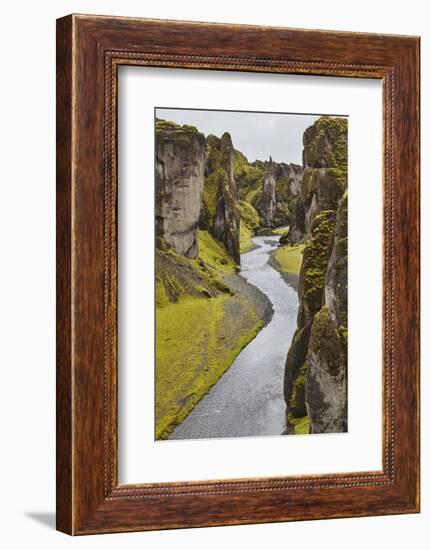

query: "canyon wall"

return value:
[284, 116, 348, 434]
[200, 133, 241, 263]
[155, 120, 206, 258]
[287, 117, 347, 244]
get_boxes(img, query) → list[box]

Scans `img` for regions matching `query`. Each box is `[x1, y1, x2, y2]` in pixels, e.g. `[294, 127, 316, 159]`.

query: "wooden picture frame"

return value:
[56, 14, 420, 535]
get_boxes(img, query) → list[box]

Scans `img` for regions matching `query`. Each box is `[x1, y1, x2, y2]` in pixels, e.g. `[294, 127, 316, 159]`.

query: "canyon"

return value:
[155, 114, 348, 439]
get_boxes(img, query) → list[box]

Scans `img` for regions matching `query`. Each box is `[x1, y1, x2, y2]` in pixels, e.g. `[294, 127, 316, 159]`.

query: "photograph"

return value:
[155, 108, 348, 440]
[0, 0, 423, 544]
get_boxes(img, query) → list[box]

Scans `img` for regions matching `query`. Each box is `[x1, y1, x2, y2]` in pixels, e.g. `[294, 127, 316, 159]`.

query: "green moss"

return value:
[287, 413, 310, 435]
[232, 148, 249, 172]
[303, 116, 347, 169]
[201, 168, 226, 229]
[233, 149, 265, 204]
[237, 199, 261, 229]
[197, 230, 236, 274]
[235, 198, 263, 253]
[155, 293, 264, 439]
[156, 228, 268, 438]
[240, 221, 255, 253]
[301, 169, 320, 208]
[155, 118, 204, 148]
[155, 279, 170, 308]
[308, 306, 343, 374]
[301, 210, 336, 314]
[156, 246, 214, 306]
[338, 324, 348, 344]
[289, 362, 308, 418]
[273, 177, 290, 201]
[327, 167, 348, 192]
[272, 225, 289, 236]
[155, 229, 236, 308]
[273, 243, 305, 275]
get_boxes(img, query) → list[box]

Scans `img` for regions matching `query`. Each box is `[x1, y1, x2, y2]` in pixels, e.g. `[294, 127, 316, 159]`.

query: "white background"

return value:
[0, 0, 428, 548]
[119, 68, 382, 483]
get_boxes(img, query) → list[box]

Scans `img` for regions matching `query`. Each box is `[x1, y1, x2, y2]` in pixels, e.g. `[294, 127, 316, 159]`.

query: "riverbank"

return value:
[170, 236, 299, 440]
[268, 243, 305, 291]
[156, 265, 273, 440]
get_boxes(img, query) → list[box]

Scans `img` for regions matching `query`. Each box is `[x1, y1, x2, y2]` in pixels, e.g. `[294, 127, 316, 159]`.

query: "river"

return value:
[170, 235, 299, 440]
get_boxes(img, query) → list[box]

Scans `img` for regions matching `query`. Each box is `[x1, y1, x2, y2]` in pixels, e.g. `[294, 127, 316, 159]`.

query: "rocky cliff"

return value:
[257, 157, 277, 226]
[155, 119, 206, 258]
[253, 160, 303, 229]
[286, 117, 347, 244]
[283, 116, 348, 434]
[306, 193, 348, 432]
[200, 133, 241, 263]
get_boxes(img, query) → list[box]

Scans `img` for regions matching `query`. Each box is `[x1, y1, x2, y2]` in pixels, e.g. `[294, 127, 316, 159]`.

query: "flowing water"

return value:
[170, 235, 299, 440]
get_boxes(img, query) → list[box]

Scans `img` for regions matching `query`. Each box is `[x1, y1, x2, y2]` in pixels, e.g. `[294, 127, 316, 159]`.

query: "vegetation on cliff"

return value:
[283, 116, 348, 435]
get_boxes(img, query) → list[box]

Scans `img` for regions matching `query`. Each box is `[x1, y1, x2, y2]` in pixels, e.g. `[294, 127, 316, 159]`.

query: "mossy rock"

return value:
[289, 362, 308, 418]
[303, 117, 348, 169]
[237, 199, 262, 231]
[325, 192, 348, 327]
[155, 231, 236, 307]
[202, 132, 241, 264]
[284, 323, 312, 410]
[305, 306, 348, 433]
[298, 210, 336, 323]
[307, 306, 343, 374]
[301, 168, 320, 209]
[155, 118, 205, 149]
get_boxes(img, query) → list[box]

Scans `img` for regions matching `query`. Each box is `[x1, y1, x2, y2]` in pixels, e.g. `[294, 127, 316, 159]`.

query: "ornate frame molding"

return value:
[57, 15, 419, 534]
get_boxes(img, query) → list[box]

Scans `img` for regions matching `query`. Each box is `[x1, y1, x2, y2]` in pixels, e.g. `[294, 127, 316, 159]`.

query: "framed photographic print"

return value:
[56, 14, 420, 534]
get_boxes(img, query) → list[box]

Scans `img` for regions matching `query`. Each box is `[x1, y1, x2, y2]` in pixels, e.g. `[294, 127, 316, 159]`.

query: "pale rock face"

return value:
[288, 164, 303, 196]
[305, 306, 347, 433]
[155, 121, 206, 258]
[258, 159, 277, 227]
[273, 163, 303, 228]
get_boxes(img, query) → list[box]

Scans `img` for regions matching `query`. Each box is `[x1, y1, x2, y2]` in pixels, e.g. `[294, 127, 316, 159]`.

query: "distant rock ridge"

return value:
[257, 157, 277, 226]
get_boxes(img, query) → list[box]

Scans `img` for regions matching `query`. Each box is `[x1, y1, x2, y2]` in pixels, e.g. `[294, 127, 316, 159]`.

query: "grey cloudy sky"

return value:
[156, 108, 339, 165]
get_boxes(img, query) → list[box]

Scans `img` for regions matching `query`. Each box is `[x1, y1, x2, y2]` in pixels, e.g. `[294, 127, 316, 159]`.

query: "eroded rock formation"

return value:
[287, 117, 347, 244]
[284, 116, 348, 434]
[200, 133, 241, 263]
[306, 193, 348, 433]
[155, 119, 206, 258]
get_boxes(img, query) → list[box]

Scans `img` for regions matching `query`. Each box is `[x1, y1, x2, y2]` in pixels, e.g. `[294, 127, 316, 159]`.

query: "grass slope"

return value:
[156, 293, 264, 439]
[155, 230, 265, 439]
[273, 243, 305, 275]
[237, 199, 262, 253]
